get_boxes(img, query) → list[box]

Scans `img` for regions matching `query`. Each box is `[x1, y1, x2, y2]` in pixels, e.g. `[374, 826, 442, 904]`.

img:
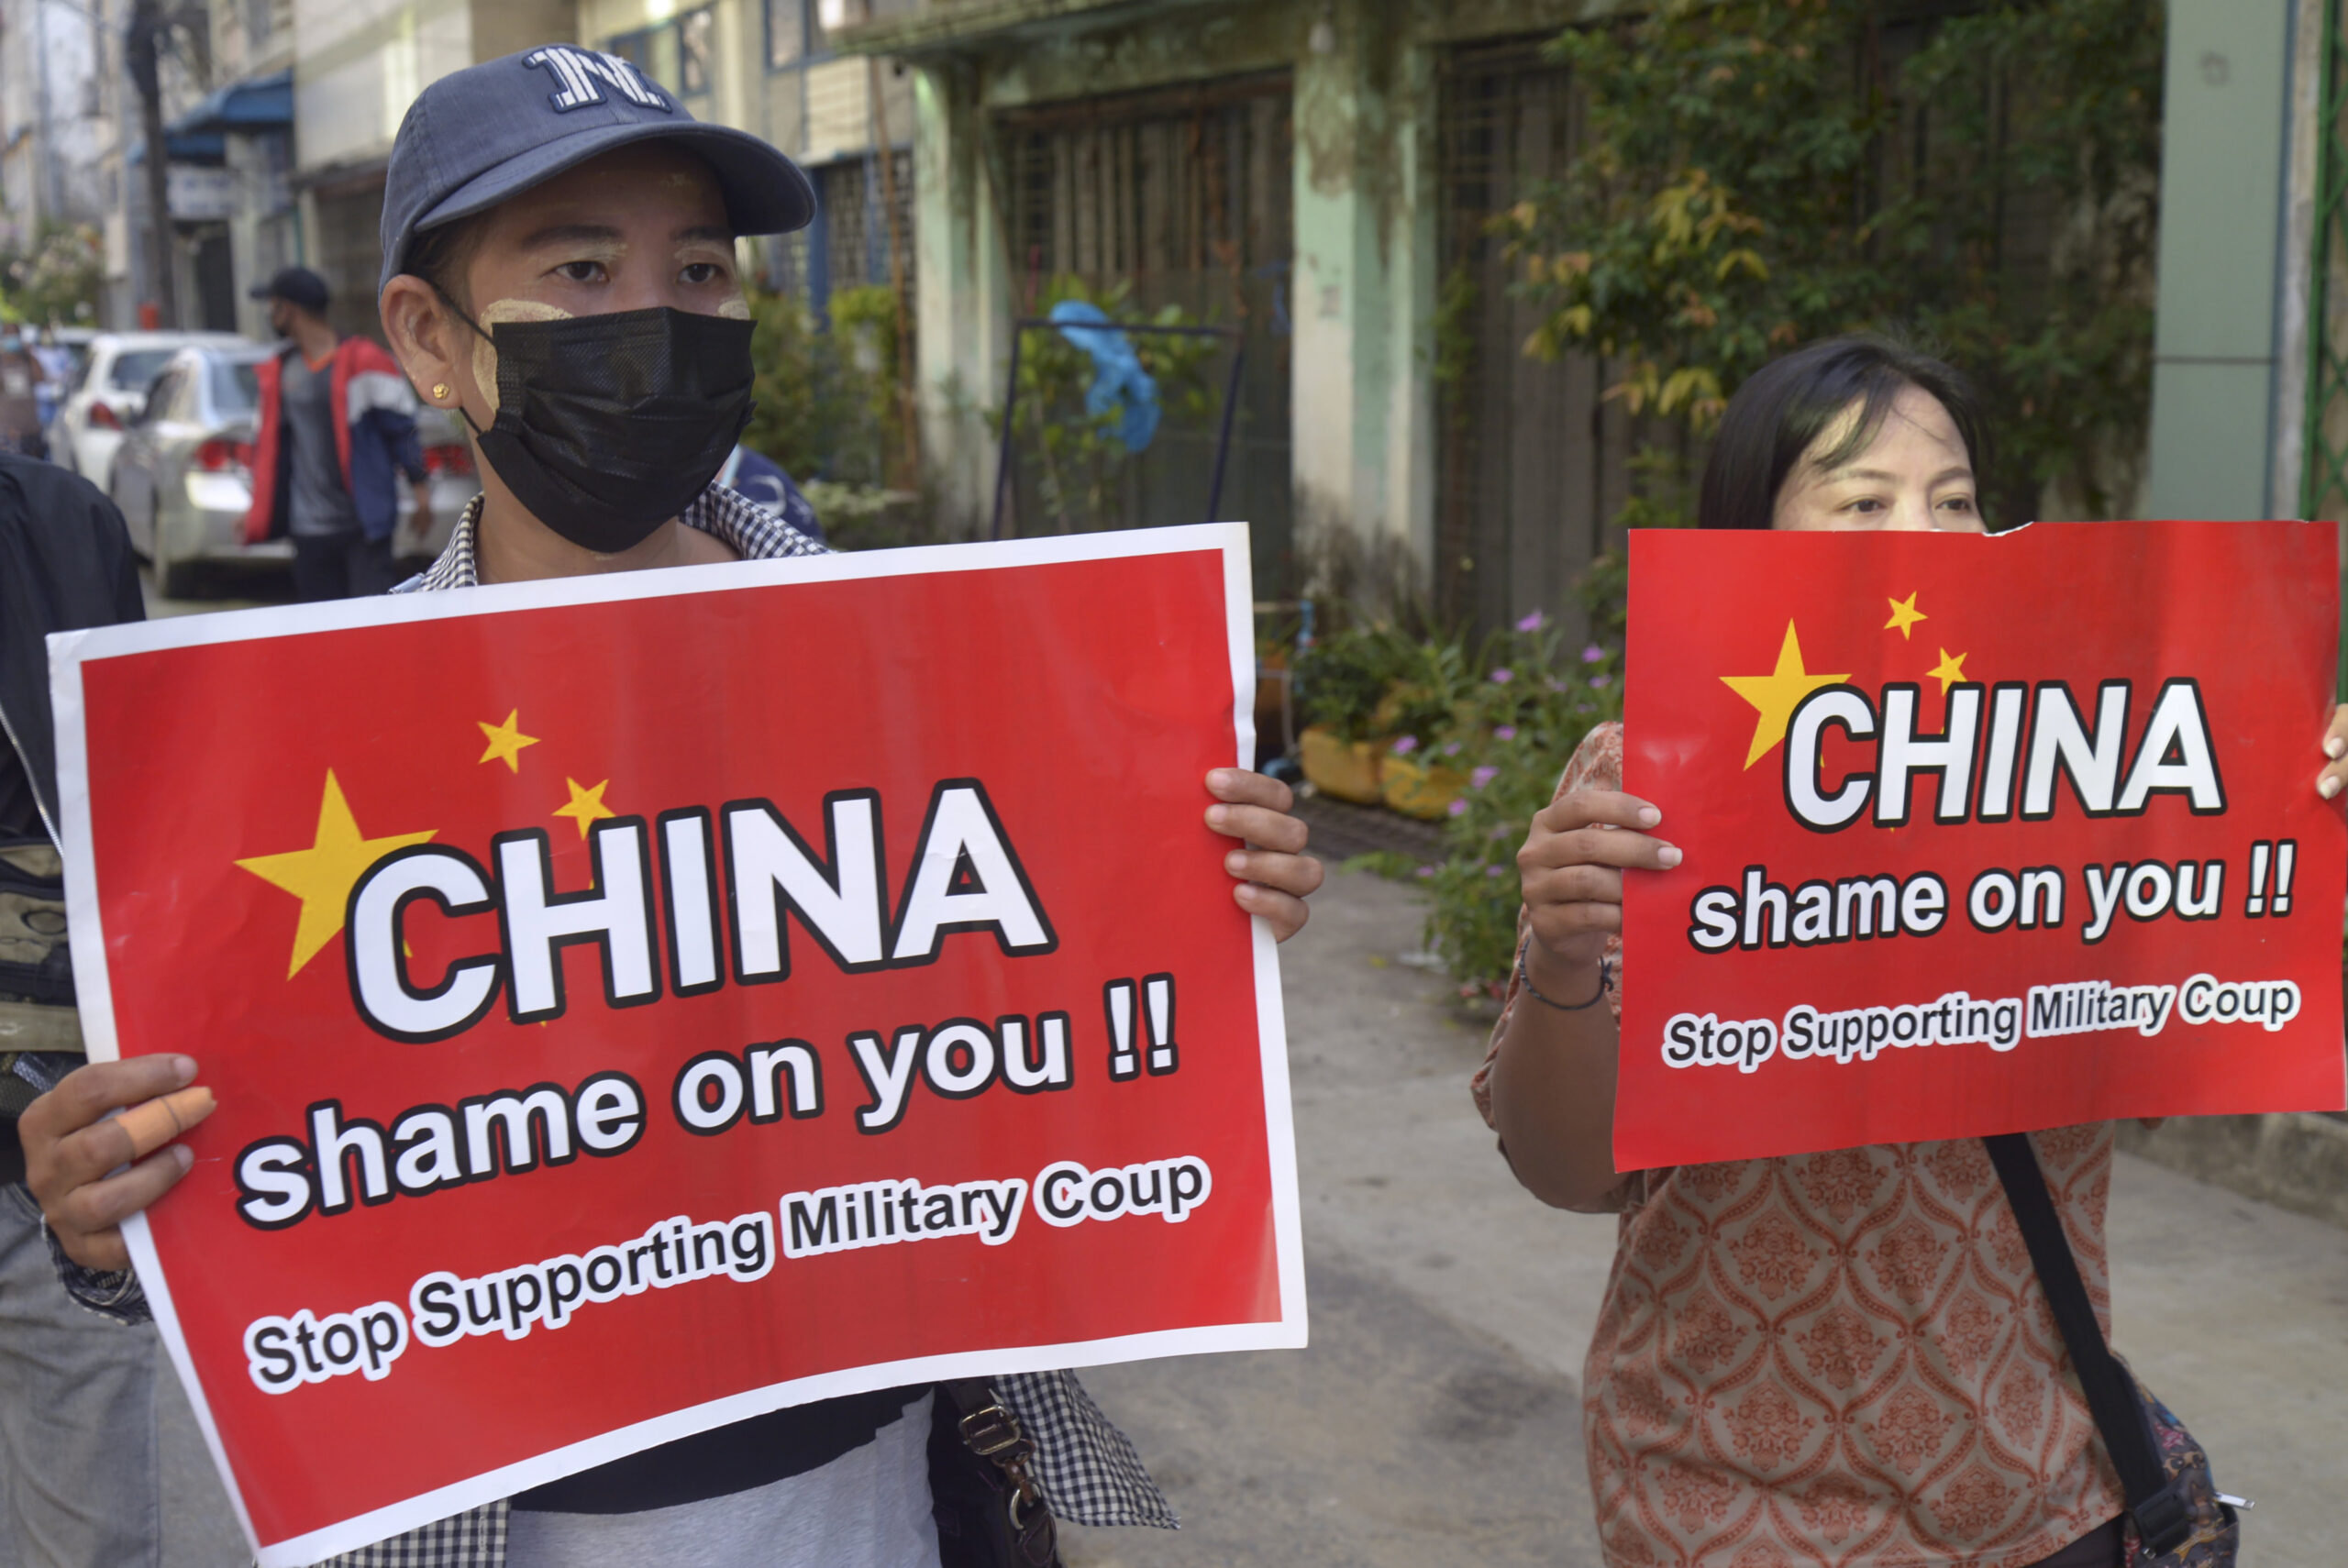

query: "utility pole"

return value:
[124, 0, 176, 327]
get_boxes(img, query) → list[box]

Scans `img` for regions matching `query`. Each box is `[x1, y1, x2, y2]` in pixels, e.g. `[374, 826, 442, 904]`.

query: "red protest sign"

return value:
[1618, 520, 2345, 1170]
[50, 525, 1301, 1566]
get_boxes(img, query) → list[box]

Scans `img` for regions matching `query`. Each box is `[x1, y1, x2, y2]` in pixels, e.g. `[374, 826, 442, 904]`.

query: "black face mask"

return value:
[450, 304, 755, 555]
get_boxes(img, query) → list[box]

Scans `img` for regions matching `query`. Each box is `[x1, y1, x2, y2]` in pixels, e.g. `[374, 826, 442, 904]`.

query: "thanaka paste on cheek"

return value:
[470, 298, 572, 414]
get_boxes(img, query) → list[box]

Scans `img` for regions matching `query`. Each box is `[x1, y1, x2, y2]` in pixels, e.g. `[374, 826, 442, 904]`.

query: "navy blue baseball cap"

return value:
[377, 43, 816, 294]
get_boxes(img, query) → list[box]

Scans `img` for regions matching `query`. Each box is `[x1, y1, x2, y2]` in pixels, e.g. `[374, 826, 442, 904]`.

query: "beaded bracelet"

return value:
[1516, 937, 1612, 1011]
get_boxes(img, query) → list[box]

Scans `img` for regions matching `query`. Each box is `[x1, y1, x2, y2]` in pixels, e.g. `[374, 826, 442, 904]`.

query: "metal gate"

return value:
[994, 73, 1294, 596]
[1434, 39, 1653, 645]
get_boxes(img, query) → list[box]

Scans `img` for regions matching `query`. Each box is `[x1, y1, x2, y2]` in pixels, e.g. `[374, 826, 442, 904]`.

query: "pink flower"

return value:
[1484, 863, 1507, 878]
[1515, 609, 1545, 632]
[1493, 724, 1517, 741]
[1582, 644, 1606, 664]
[1446, 798, 1468, 817]
[1442, 740, 1463, 756]
[1414, 863, 1438, 878]
[1489, 668, 1514, 685]
[1589, 673, 1611, 689]
[1470, 766, 1500, 790]
[1390, 734, 1418, 756]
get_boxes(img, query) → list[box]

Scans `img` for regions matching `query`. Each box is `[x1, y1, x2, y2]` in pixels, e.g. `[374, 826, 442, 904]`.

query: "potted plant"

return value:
[1294, 626, 1402, 802]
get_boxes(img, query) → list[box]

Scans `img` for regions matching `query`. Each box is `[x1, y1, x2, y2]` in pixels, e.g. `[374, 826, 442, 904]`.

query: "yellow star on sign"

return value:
[1721, 621, 1849, 769]
[553, 777, 615, 839]
[1884, 591, 1927, 640]
[235, 770, 436, 978]
[1928, 646, 1969, 693]
[476, 710, 540, 772]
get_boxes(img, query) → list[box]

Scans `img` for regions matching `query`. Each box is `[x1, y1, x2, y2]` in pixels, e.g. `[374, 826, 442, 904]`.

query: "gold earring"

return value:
[430, 383, 450, 402]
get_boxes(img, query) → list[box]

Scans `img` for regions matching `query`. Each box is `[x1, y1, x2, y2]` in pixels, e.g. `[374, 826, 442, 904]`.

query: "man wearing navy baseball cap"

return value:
[21, 41, 1323, 1568]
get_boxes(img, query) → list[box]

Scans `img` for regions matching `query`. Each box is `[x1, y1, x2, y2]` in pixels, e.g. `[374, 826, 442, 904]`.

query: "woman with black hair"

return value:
[1476, 335, 2347, 1567]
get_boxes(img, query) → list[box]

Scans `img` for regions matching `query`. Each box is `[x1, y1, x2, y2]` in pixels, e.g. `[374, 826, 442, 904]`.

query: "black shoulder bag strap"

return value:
[1984, 1132, 2193, 1557]
[931, 1379, 1062, 1568]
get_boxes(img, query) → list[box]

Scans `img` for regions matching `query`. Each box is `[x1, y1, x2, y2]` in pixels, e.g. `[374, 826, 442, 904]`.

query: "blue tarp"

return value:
[1047, 300, 1160, 453]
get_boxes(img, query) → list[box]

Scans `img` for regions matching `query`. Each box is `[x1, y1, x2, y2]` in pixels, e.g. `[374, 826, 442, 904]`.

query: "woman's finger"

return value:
[1204, 801, 1309, 855]
[1535, 789, 1661, 835]
[1521, 862, 1623, 911]
[1203, 767, 1295, 813]
[1521, 824, 1680, 873]
[1224, 848, 1325, 900]
[1234, 881, 1310, 942]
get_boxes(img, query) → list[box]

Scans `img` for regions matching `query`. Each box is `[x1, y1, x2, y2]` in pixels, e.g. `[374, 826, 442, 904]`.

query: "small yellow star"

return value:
[1928, 646, 1969, 693]
[1884, 591, 1927, 640]
[553, 777, 615, 839]
[235, 771, 436, 977]
[476, 710, 540, 772]
[1721, 622, 1849, 769]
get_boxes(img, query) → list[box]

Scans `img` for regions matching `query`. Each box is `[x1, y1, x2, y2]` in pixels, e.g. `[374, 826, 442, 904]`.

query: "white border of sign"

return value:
[48, 524, 1304, 1566]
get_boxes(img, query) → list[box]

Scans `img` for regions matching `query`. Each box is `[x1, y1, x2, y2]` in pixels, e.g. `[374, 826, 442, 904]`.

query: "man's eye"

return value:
[681, 262, 727, 285]
[554, 261, 605, 284]
[1845, 497, 1884, 513]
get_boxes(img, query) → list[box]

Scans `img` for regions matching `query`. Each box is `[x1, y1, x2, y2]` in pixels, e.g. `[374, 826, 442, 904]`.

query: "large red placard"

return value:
[50, 525, 1300, 1565]
[1619, 521, 2344, 1169]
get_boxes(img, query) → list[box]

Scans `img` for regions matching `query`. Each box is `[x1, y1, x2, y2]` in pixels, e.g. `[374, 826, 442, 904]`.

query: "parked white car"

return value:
[52, 330, 246, 489]
[110, 343, 480, 597]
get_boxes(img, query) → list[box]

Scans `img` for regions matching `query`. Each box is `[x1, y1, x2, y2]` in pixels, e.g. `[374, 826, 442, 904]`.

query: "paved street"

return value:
[91, 842, 2348, 1567]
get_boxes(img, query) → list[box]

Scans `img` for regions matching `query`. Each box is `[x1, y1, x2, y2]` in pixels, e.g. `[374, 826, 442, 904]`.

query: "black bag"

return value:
[927, 1379, 1062, 1568]
[1985, 1133, 2242, 1566]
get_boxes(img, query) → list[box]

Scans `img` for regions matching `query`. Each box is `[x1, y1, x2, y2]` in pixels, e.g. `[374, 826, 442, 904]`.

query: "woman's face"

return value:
[1769, 384, 1983, 533]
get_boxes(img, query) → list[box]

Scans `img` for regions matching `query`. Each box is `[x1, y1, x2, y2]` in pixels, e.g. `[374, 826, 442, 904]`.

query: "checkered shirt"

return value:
[62, 480, 1176, 1564]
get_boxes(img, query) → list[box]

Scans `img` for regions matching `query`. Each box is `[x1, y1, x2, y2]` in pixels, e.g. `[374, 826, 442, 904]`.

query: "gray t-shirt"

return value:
[280, 351, 360, 538]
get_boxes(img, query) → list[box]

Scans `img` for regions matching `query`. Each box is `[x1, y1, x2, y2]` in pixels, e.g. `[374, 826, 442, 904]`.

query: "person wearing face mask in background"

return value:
[1477, 335, 2342, 1567]
[20, 43, 1324, 1568]
[0, 330, 46, 459]
[240, 266, 434, 601]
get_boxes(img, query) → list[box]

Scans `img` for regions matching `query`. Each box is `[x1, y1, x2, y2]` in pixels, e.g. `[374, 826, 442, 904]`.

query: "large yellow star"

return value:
[1884, 591, 1927, 640]
[1721, 621, 1849, 769]
[235, 771, 437, 978]
[554, 777, 615, 839]
[1928, 646, 1968, 693]
[476, 710, 540, 772]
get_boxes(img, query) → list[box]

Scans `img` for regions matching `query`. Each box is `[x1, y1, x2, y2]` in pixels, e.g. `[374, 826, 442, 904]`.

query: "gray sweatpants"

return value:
[0, 1182, 241, 1568]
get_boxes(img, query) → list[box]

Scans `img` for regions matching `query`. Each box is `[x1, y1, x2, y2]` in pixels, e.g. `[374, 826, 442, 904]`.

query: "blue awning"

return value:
[166, 69, 292, 137]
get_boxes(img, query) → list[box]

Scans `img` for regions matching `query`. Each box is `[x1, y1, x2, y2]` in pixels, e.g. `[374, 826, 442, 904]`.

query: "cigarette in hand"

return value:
[116, 1087, 216, 1160]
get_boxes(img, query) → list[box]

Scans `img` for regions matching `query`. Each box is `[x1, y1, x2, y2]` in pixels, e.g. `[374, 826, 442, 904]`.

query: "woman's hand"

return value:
[22, 1055, 213, 1274]
[1516, 789, 1683, 978]
[1204, 768, 1324, 941]
[2320, 704, 2348, 801]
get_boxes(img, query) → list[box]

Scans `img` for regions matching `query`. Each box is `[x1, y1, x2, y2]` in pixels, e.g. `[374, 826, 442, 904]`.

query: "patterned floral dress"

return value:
[1472, 722, 2126, 1567]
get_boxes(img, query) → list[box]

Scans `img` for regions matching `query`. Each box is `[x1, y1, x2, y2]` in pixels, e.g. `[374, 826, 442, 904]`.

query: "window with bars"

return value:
[992, 76, 1295, 588]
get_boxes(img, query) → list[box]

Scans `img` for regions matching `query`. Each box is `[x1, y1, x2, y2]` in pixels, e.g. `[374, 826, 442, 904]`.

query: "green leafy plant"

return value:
[1419, 613, 1624, 999]
[1294, 624, 1412, 742]
[0, 224, 103, 326]
[741, 285, 903, 493]
[1499, 0, 2163, 525]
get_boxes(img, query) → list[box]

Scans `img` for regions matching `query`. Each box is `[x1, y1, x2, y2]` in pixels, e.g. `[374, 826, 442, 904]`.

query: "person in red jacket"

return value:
[240, 267, 433, 599]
